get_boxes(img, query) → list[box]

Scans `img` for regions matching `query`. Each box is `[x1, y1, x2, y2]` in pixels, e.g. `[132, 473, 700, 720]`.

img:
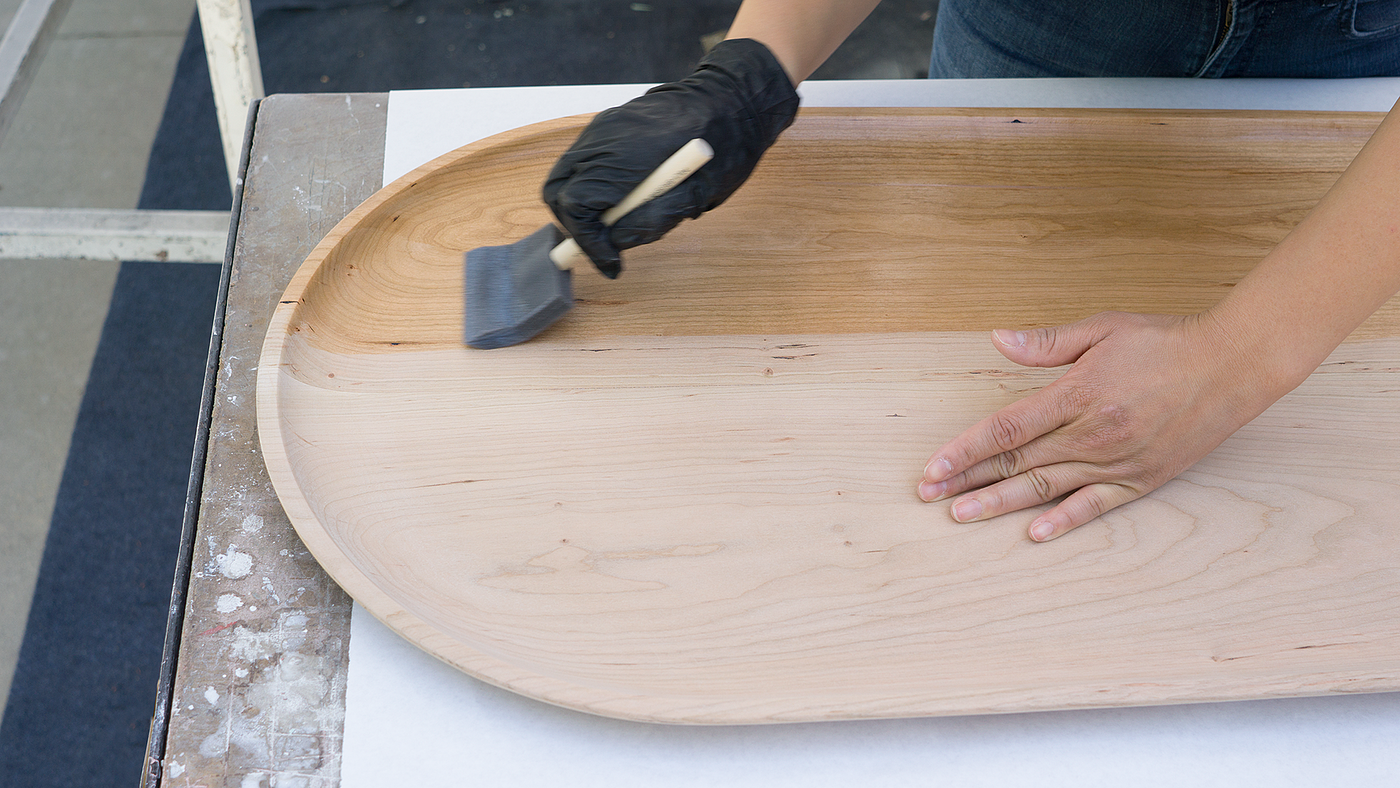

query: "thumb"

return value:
[569, 222, 624, 279]
[991, 317, 1108, 368]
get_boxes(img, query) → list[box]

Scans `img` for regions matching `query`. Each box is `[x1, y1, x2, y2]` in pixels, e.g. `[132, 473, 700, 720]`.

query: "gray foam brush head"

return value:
[464, 224, 574, 349]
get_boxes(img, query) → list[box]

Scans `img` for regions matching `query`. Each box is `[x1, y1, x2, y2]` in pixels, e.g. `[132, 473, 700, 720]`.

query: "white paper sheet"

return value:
[382, 77, 1400, 182]
[343, 79, 1400, 787]
[344, 603, 1400, 787]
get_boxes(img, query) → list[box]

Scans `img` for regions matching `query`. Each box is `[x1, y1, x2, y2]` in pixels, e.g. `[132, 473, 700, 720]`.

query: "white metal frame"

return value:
[0, 0, 264, 263]
[0, 207, 231, 262]
[195, 0, 263, 193]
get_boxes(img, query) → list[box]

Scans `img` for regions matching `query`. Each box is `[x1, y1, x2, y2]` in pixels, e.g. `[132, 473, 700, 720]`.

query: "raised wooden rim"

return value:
[256, 108, 1397, 723]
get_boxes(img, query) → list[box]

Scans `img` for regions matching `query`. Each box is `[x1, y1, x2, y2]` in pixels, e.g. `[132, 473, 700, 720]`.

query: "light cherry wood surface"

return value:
[258, 108, 1400, 723]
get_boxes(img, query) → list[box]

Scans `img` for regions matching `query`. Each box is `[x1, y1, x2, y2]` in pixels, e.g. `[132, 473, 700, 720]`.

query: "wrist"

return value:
[695, 39, 801, 123]
[1197, 291, 1326, 409]
[711, 37, 799, 89]
[682, 38, 800, 166]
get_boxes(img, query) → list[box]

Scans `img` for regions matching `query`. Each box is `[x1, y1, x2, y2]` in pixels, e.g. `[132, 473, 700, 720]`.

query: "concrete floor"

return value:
[0, 0, 194, 722]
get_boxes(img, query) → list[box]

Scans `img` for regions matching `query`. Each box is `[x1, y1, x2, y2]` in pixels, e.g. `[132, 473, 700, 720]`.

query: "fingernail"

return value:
[1029, 519, 1056, 541]
[918, 481, 947, 501]
[952, 498, 983, 522]
[993, 328, 1026, 348]
[925, 457, 954, 482]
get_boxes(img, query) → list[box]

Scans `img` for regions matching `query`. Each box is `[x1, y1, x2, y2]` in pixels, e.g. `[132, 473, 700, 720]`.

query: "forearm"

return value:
[727, 0, 884, 83]
[1208, 101, 1400, 394]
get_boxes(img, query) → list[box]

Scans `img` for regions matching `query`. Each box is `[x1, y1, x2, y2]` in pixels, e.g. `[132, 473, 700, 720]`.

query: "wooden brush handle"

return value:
[549, 138, 715, 270]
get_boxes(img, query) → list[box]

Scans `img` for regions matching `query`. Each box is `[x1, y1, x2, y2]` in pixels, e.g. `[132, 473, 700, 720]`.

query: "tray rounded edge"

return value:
[252, 113, 632, 719]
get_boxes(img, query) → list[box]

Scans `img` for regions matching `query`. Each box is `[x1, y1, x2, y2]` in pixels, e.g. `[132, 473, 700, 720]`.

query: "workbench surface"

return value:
[155, 81, 1400, 787]
[154, 93, 387, 786]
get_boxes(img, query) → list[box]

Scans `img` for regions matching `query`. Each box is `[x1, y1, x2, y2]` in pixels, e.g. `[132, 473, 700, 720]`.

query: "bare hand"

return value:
[918, 311, 1291, 542]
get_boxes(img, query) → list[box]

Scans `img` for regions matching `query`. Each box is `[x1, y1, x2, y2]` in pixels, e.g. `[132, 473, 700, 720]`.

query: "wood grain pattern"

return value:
[258, 108, 1400, 723]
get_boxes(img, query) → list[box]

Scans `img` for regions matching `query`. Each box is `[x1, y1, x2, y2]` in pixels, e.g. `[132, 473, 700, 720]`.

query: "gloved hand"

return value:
[542, 38, 800, 278]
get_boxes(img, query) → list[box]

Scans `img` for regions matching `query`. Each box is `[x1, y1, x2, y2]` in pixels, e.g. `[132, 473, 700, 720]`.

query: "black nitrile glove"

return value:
[542, 38, 800, 278]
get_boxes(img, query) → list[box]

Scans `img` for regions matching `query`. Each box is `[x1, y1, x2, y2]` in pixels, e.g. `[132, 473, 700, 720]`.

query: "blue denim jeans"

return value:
[930, 0, 1400, 77]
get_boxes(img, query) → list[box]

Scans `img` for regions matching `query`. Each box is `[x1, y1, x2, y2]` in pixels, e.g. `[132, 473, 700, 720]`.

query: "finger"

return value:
[543, 152, 629, 230]
[917, 435, 1061, 502]
[548, 175, 626, 278]
[944, 461, 1100, 523]
[1026, 482, 1142, 542]
[990, 313, 1117, 369]
[924, 392, 1071, 485]
[607, 179, 708, 249]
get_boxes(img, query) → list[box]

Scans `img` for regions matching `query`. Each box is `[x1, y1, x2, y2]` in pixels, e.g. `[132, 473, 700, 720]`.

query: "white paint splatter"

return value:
[235, 668, 249, 678]
[198, 731, 224, 758]
[204, 686, 220, 705]
[215, 546, 253, 579]
[241, 772, 266, 788]
[227, 627, 265, 662]
[216, 593, 244, 613]
[240, 514, 265, 533]
[261, 576, 281, 603]
[203, 609, 347, 779]
[167, 760, 185, 778]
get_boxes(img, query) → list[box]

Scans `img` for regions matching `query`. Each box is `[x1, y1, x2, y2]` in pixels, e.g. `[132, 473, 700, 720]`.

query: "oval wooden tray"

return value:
[258, 108, 1400, 723]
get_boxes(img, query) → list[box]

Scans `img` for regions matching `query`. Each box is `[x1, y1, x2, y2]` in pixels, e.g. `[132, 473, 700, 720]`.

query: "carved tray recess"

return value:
[258, 108, 1400, 724]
